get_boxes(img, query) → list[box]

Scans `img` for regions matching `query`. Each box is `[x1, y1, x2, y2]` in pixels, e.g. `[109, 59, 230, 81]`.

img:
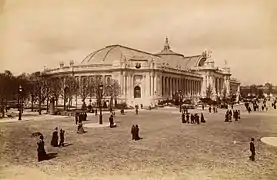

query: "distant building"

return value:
[42, 38, 240, 107]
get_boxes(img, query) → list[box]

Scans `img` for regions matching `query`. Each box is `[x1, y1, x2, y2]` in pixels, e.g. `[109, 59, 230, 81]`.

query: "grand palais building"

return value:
[42, 38, 240, 107]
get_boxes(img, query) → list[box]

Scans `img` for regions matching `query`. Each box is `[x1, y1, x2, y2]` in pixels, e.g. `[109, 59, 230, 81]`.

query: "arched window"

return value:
[134, 86, 141, 98]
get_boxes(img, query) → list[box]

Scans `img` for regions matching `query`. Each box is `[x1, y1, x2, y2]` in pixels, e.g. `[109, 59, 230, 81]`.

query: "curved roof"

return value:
[80, 41, 205, 69]
[81, 45, 162, 65]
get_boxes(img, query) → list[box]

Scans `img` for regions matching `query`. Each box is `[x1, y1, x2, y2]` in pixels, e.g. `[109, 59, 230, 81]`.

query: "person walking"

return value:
[249, 138, 256, 161]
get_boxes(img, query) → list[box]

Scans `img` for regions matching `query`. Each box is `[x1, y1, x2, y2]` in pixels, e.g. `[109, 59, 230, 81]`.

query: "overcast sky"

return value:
[0, 0, 277, 85]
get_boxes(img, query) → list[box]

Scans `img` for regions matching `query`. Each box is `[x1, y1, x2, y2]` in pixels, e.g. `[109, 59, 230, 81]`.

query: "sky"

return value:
[0, 0, 277, 85]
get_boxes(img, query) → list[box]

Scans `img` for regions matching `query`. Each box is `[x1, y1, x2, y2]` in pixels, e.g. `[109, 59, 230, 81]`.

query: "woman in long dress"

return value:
[37, 135, 47, 162]
[51, 127, 59, 147]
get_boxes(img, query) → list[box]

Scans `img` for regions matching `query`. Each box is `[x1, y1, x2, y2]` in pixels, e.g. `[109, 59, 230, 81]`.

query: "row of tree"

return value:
[0, 70, 120, 117]
[240, 83, 276, 98]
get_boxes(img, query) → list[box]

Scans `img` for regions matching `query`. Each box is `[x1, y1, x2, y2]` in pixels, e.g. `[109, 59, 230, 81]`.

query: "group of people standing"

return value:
[75, 112, 87, 125]
[208, 106, 218, 113]
[37, 127, 65, 162]
[182, 112, 206, 124]
[225, 109, 240, 122]
[131, 125, 141, 140]
[51, 127, 65, 147]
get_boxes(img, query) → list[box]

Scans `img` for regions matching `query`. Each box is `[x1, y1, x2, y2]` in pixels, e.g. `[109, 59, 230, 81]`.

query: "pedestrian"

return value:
[225, 112, 229, 122]
[59, 129, 65, 147]
[131, 125, 136, 140]
[201, 113, 206, 123]
[75, 112, 79, 125]
[135, 125, 141, 140]
[51, 127, 59, 147]
[95, 109, 98, 116]
[190, 114, 194, 124]
[77, 122, 85, 134]
[135, 105, 139, 115]
[209, 106, 212, 113]
[186, 113, 190, 123]
[37, 135, 47, 162]
[195, 113, 200, 124]
[249, 138, 256, 161]
[121, 108, 125, 115]
[109, 114, 116, 128]
[182, 113, 186, 123]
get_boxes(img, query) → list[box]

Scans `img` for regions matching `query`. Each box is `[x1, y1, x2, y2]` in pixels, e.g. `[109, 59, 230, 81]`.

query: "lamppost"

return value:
[179, 90, 183, 112]
[18, 85, 23, 120]
[98, 84, 104, 124]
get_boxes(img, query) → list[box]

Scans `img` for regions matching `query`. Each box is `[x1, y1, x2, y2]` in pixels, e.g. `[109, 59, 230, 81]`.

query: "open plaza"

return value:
[1, 103, 277, 180]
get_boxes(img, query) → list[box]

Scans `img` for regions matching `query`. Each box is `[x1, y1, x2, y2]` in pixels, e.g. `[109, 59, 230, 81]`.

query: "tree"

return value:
[206, 84, 213, 99]
[105, 79, 120, 109]
[79, 76, 91, 109]
[250, 85, 258, 96]
[49, 77, 63, 108]
[265, 82, 273, 95]
[62, 76, 79, 110]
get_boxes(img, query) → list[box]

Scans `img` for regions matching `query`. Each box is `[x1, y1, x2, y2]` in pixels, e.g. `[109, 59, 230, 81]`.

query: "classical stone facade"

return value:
[42, 38, 240, 107]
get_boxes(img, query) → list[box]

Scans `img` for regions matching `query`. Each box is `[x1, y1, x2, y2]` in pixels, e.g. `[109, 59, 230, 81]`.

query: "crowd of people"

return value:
[181, 111, 206, 124]
[35, 97, 277, 163]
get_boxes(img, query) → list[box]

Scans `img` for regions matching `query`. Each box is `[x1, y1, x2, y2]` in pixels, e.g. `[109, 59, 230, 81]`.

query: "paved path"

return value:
[84, 122, 110, 128]
[0, 114, 68, 123]
[261, 137, 277, 147]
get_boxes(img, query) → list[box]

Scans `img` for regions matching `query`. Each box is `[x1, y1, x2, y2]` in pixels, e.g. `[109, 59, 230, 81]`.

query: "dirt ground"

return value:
[0, 105, 277, 180]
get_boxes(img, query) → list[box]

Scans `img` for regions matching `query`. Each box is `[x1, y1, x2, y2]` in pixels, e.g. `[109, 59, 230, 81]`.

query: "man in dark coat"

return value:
[79, 113, 83, 124]
[182, 113, 186, 123]
[190, 114, 194, 124]
[209, 106, 212, 113]
[59, 129, 65, 147]
[186, 113, 190, 123]
[51, 127, 59, 147]
[249, 138, 255, 161]
[201, 113, 206, 123]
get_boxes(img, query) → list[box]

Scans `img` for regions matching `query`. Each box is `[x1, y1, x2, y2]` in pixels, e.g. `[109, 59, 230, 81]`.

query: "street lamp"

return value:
[18, 85, 23, 120]
[98, 84, 104, 124]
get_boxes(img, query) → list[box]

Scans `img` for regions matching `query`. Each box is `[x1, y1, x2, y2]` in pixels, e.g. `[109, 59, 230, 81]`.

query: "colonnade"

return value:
[214, 77, 225, 95]
[161, 76, 202, 98]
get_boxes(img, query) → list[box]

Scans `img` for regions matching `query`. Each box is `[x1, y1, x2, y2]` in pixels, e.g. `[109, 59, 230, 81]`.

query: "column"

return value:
[148, 73, 152, 96]
[161, 76, 164, 97]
